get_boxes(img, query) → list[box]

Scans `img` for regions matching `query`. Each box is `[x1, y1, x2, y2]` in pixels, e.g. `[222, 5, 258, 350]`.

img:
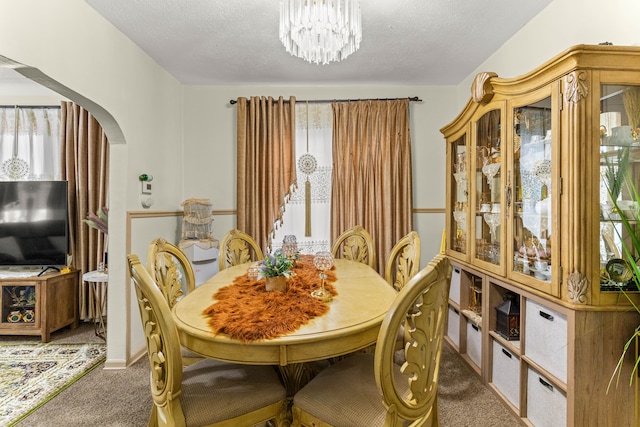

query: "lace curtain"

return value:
[273, 103, 333, 254]
[0, 107, 61, 180]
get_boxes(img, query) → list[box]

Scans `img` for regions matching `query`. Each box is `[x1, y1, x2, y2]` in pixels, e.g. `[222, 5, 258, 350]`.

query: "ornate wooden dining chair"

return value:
[127, 254, 288, 427]
[385, 231, 421, 291]
[218, 228, 264, 271]
[331, 225, 376, 269]
[147, 238, 202, 365]
[382, 231, 421, 351]
[292, 253, 451, 427]
[147, 238, 195, 307]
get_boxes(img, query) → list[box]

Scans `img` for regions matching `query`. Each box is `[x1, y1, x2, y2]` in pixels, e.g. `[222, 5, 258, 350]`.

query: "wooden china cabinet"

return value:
[441, 44, 640, 427]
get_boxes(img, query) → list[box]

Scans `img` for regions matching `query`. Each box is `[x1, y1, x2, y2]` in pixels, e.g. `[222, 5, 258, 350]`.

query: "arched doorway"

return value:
[0, 56, 124, 360]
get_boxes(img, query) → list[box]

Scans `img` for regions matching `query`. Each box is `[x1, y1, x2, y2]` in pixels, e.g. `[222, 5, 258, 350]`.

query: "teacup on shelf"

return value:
[7, 311, 22, 322]
[534, 260, 548, 271]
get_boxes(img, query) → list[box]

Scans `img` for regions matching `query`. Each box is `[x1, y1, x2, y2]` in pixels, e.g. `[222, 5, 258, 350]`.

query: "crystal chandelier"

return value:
[279, 0, 362, 65]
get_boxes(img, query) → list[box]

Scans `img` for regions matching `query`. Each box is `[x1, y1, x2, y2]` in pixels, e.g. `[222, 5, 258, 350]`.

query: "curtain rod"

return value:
[0, 105, 61, 109]
[229, 96, 421, 105]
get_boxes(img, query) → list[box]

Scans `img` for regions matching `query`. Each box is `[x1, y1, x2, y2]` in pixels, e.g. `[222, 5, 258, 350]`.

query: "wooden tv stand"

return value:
[0, 270, 79, 342]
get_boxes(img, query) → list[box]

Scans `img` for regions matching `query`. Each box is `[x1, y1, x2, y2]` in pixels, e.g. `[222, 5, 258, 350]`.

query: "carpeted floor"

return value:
[4, 322, 522, 426]
[438, 342, 523, 426]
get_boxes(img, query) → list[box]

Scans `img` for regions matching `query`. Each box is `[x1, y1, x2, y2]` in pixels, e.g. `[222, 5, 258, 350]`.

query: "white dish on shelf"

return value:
[529, 265, 551, 280]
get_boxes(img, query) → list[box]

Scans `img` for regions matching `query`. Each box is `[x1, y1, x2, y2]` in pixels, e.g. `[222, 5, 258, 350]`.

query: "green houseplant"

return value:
[258, 250, 294, 292]
[603, 147, 630, 219]
[83, 207, 109, 235]
[604, 150, 640, 392]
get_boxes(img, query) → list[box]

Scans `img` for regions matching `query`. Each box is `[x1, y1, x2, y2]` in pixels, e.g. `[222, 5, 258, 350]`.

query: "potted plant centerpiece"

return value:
[258, 250, 294, 292]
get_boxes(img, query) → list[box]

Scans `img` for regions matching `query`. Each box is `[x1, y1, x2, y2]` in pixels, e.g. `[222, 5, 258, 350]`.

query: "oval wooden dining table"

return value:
[172, 258, 397, 395]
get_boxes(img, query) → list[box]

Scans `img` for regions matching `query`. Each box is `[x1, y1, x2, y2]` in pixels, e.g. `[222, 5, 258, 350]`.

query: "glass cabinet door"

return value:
[599, 84, 640, 293]
[512, 98, 552, 282]
[1, 284, 37, 324]
[475, 109, 502, 266]
[450, 135, 469, 255]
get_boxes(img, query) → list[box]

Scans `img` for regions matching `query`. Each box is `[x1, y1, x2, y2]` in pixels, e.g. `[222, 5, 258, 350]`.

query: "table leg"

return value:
[276, 361, 329, 426]
[92, 281, 107, 340]
[277, 363, 316, 396]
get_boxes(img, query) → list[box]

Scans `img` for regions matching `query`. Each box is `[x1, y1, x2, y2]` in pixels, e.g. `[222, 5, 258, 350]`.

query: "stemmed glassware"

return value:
[482, 213, 501, 263]
[247, 262, 260, 281]
[482, 162, 501, 192]
[311, 251, 333, 302]
[282, 234, 299, 265]
[483, 212, 501, 242]
[282, 241, 299, 260]
[453, 209, 467, 252]
[453, 210, 467, 234]
[478, 146, 500, 192]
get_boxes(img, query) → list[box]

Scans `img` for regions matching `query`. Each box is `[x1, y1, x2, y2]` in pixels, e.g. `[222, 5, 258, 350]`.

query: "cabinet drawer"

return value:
[466, 322, 482, 368]
[525, 299, 567, 382]
[447, 306, 460, 348]
[450, 266, 461, 305]
[491, 340, 520, 410]
[526, 367, 567, 427]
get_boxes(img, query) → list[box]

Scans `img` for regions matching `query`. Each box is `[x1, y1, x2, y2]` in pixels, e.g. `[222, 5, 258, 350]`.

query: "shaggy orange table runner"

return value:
[202, 255, 338, 342]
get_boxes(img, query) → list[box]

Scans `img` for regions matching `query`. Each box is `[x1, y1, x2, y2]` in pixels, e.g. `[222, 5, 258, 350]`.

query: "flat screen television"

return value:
[0, 181, 69, 267]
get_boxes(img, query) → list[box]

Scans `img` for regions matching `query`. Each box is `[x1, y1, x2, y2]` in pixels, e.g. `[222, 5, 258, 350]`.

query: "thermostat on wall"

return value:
[141, 181, 152, 194]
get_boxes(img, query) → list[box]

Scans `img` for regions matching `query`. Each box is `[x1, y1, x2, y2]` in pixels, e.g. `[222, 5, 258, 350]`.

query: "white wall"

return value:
[0, 0, 184, 365]
[456, 0, 640, 106]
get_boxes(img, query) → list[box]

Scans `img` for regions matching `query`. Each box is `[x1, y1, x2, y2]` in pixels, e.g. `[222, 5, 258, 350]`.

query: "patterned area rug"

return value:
[0, 342, 106, 426]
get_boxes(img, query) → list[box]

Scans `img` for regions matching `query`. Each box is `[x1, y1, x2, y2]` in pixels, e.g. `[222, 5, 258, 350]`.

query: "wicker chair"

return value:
[292, 254, 451, 427]
[385, 231, 421, 291]
[218, 229, 264, 271]
[331, 225, 376, 269]
[127, 254, 287, 427]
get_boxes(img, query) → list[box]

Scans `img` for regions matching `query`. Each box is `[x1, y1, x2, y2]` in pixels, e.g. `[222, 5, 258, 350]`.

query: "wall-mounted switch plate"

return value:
[141, 181, 152, 194]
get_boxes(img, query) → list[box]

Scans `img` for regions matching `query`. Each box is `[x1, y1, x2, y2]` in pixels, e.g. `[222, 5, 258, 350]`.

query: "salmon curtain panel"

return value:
[60, 101, 109, 321]
[331, 99, 413, 274]
[236, 96, 297, 252]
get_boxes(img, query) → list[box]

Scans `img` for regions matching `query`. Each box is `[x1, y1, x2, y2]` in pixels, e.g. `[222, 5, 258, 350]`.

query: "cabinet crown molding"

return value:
[471, 72, 498, 104]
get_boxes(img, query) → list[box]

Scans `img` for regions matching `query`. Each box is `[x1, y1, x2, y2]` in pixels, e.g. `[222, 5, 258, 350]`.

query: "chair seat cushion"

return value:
[181, 359, 286, 426]
[293, 353, 409, 427]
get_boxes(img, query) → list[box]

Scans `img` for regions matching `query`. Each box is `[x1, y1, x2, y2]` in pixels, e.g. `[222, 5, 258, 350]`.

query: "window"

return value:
[0, 107, 61, 181]
[272, 103, 333, 254]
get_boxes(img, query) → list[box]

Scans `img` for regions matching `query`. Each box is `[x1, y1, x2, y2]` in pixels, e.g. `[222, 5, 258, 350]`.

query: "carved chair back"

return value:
[127, 254, 188, 424]
[331, 225, 376, 269]
[218, 229, 264, 271]
[384, 231, 421, 291]
[146, 238, 196, 308]
[375, 253, 450, 426]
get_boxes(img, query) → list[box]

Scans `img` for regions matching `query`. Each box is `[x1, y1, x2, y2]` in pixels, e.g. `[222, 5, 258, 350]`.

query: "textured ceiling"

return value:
[82, 0, 553, 86]
[1, 0, 553, 94]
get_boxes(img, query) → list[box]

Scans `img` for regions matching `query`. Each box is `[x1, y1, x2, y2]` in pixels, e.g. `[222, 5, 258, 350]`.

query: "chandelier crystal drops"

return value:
[279, 0, 362, 65]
